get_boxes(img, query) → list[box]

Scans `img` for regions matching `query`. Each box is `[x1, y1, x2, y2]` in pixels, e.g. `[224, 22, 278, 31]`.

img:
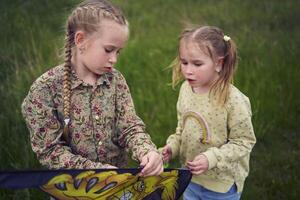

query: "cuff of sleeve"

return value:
[135, 146, 159, 162]
[95, 162, 104, 169]
[168, 143, 179, 159]
[158, 147, 163, 155]
[202, 150, 218, 170]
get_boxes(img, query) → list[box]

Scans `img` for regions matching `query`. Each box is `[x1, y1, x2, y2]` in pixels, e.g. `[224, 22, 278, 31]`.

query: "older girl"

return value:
[22, 0, 163, 176]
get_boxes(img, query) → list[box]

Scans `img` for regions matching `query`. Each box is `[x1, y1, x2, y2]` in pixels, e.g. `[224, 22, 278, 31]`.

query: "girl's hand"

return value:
[161, 145, 172, 163]
[139, 151, 163, 176]
[186, 154, 209, 175]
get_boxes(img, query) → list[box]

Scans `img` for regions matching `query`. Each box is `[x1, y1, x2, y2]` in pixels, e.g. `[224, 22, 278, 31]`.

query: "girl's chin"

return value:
[94, 69, 111, 75]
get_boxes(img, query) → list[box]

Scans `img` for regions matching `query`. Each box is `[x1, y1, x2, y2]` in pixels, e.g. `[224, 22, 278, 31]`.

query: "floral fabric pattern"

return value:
[22, 65, 157, 169]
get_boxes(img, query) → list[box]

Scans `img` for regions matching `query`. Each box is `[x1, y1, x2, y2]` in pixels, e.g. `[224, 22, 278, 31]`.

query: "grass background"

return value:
[0, 0, 299, 199]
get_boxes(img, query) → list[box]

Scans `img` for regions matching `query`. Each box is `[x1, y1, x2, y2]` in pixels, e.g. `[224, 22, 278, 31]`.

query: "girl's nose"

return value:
[109, 53, 117, 64]
[184, 65, 193, 74]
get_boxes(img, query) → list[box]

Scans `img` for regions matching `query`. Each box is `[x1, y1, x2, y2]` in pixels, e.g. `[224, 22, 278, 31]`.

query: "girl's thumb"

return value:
[140, 155, 148, 167]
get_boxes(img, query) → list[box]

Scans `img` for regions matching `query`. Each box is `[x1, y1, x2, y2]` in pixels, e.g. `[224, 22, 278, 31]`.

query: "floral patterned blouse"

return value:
[22, 64, 157, 169]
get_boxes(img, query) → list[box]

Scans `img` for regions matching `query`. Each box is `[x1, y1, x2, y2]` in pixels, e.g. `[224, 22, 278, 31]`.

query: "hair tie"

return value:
[223, 35, 231, 42]
[64, 118, 70, 125]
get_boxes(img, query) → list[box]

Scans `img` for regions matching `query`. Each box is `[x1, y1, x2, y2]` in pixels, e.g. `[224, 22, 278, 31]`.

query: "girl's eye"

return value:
[104, 48, 113, 53]
[181, 61, 188, 65]
[194, 63, 203, 67]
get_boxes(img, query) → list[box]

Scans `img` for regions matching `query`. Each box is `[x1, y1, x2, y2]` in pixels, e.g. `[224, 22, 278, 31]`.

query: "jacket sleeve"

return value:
[114, 72, 157, 161]
[21, 79, 104, 169]
[202, 95, 256, 171]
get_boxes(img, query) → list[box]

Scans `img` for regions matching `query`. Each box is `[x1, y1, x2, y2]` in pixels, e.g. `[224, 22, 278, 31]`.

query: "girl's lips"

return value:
[104, 67, 112, 72]
[187, 78, 195, 82]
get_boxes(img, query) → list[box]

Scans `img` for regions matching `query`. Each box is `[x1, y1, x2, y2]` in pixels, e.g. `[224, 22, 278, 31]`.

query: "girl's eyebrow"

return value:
[192, 59, 203, 63]
[180, 57, 203, 62]
[179, 57, 187, 60]
[104, 44, 123, 50]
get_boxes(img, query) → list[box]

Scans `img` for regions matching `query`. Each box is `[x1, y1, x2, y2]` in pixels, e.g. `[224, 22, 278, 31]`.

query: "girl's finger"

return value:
[186, 160, 199, 167]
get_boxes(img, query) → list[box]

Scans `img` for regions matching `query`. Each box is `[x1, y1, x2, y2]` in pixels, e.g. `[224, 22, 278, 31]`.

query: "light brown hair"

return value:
[171, 26, 237, 105]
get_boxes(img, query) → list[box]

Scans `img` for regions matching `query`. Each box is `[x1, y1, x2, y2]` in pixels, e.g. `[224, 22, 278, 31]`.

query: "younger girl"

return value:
[21, 0, 163, 176]
[161, 26, 256, 199]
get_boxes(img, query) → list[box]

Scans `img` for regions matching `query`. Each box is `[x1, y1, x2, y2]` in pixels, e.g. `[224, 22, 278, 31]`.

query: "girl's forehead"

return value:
[100, 21, 127, 34]
[179, 38, 214, 60]
[99, 19, 128, 32]
[91, 19, 129, 45]
[180, 39, 205, 53]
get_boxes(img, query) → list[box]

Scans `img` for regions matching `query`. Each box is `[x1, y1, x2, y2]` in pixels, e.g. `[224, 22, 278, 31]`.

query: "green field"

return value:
[0, 0, 299, 199]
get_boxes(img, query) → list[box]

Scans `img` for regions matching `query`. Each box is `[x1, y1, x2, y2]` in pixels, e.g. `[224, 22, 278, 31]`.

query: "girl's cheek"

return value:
[181, 65, 185, 72]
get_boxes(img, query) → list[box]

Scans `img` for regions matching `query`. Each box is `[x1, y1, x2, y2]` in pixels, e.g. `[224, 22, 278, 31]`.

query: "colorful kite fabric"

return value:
[0, 168, 191, 200]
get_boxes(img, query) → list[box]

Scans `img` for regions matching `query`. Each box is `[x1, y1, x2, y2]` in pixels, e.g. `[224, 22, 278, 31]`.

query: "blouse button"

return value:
[98, 141, 102, 146]
[95, 115, 100, 120]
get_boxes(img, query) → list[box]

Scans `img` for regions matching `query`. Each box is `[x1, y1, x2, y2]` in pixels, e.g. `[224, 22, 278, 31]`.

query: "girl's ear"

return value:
[74, 30, 86, 46]
[215, 57, 224, 72]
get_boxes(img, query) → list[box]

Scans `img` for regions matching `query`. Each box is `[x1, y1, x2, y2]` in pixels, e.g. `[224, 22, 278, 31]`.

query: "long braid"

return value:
[62, 27, 74, 142]
[62, 0, 127, 142]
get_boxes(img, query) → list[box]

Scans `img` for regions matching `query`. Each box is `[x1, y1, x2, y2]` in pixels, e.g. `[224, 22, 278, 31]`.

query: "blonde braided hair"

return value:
[62, 0, 127, 142]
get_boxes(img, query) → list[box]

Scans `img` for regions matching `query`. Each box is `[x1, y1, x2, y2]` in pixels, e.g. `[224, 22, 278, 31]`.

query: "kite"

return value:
[0, 168, 191, 200]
